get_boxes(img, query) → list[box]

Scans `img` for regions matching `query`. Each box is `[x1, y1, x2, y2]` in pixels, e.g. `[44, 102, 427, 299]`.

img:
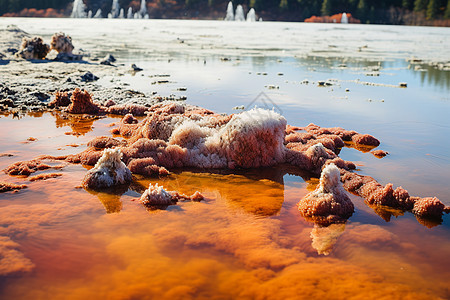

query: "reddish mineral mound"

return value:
[412, 197, 446, 219]
[298, 163, 354, 225]
[66, 88, 102, 115]
[0, 181, 27, 192]
[140, 183, 204, 209]
[371, 149, 388, 158]
[4, 159, 63, 176]
[48, 91, 71, 108]
[87, 136, 126, 149]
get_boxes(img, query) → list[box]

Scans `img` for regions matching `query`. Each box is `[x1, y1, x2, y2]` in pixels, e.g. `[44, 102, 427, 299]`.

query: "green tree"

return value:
[426, 0, 439, 18]
[445, 0, 450, 18]
[414, 0, 428, 11]
[402, 0, 414, 9]
[321, 0, 332, 15]
[279, 0, 288, 10]
[357, 0, 368, 19]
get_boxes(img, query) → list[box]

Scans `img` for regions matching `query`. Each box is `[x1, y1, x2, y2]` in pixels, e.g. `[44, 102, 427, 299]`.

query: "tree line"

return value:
[1, 0, 449, 23]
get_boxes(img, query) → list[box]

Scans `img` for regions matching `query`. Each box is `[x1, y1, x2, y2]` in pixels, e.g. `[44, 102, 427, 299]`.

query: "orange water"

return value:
[0, 112, 449, 300]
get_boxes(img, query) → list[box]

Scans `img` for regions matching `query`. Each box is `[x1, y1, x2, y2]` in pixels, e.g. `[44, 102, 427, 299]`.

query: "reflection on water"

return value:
[310, 223, 346, 256]
[52, 111, 98, 136]
[1, 158, 449, 298]
[85, 186, 126, 214]
[137, 169, 286, 217]
[367, 202, 405, 223]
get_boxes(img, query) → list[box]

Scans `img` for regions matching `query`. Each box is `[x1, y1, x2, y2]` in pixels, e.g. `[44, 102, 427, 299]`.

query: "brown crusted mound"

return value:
[104, 99, 116, 107]
[285, 143, 340, 174]
[340, 170, 445, 218]
[17, 36, 50, 60]
[106, 104, 149, 116]
[372, 149, 388, 158]
[50, 32, 74, 54]
[121, 138, 187, 169]
[319, 134, 345, 149]
[48, 91, 71, 108]
[29, 173, 63, 181]
[87, 136, 126, 149]
[65, 148, 103, 165]
[122, 114, 138, 124]
[284, 132, 315, 144]
[0, 181, 27, 192]
[412, 197, 445, 218]
[127, 158, 170, 177]
[298, 123, 379, 147]
[66, 88, 102, 115]
[285, 124, 369, 156]
[352, 134, 380, 147]
[110, 115, 140, 137]
[4, 159, 54, 176]
[301, 123, 357, 141]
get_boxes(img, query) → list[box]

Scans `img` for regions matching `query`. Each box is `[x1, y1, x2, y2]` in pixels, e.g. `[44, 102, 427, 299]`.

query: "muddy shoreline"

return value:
[0, 25, 176, 114]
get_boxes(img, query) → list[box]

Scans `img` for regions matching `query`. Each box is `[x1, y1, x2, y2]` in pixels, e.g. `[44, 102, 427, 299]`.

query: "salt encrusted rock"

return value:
[100, 54, 116, 65]
[352, 133, 380, 147]
[119, 105, 287, 170]
[82, 148, 132, 189]
[80, 72, 99, 82]
[127, 158, 170, 177]
[412, 197, 445, 218]
[140, 183, 174, 207]
[0, 181, 27, 192]
[371, 149, 388, 158]
[140, 182, 204, 208]
[298, 163, 354, 225]
[17, 37, 50, 60]
[50, 32, 74, 54]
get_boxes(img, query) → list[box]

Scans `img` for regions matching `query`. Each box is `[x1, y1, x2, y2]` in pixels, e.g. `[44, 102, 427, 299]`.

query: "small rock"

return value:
[100, 54, 116, 65]
[131, 64, 143, 71]
[6, 48, 18, 55]
[55, 53, 83, 61]
[81, 71, 99, 82]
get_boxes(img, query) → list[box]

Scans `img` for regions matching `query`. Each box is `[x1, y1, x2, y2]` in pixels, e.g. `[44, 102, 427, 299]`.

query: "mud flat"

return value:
[0, 25, 174, 114]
